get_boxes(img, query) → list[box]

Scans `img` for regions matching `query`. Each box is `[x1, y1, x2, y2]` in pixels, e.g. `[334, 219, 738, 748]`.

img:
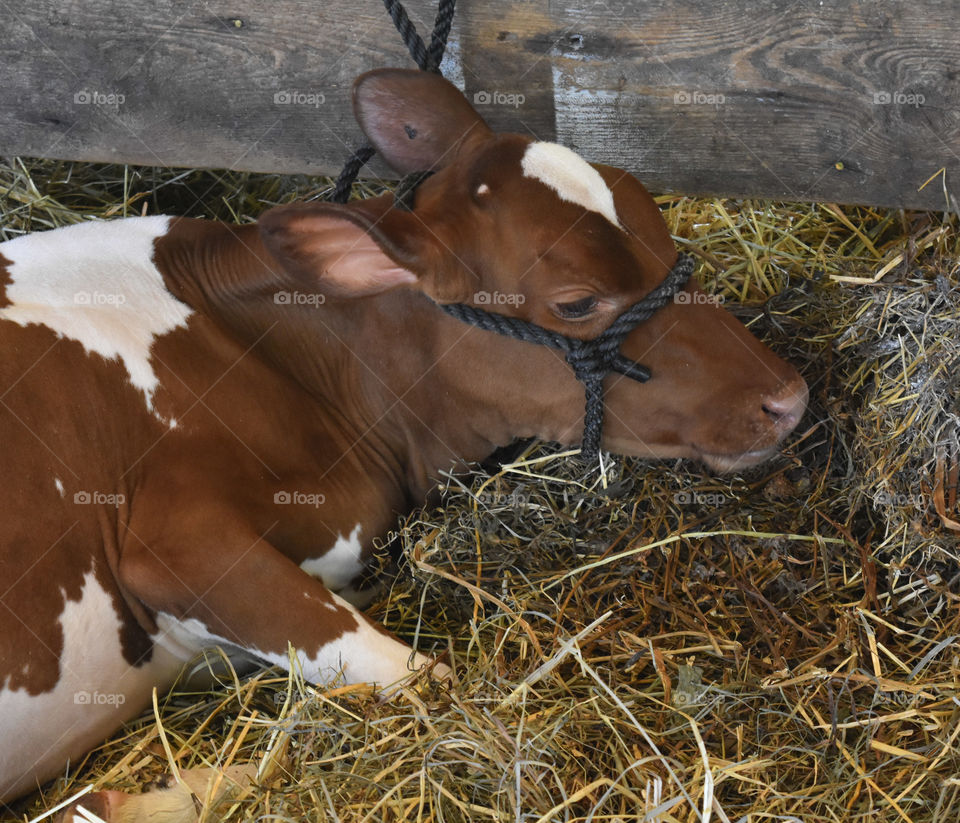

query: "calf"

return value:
[0, 69, 807, 819]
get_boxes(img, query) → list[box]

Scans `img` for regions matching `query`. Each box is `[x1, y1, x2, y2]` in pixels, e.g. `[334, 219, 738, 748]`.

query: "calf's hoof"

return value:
[57, 763, 257, 823]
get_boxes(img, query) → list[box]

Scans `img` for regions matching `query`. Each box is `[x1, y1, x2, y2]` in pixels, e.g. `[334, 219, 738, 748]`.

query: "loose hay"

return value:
[3, 157, 959, 823]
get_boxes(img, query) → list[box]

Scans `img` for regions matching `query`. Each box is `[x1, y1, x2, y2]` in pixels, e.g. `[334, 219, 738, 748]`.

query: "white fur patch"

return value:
[0, 570, 182, 800]
[0, 216, 192, 412]
[251, 589, 430, 687]
[299, 523, 364, 591]
[153, 613, 226, 661]
[521, 142, 622, 228]
[155, 587, 427, 689]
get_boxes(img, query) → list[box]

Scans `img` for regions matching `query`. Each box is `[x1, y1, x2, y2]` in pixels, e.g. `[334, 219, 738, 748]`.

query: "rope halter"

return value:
[438, 254, 694, 460]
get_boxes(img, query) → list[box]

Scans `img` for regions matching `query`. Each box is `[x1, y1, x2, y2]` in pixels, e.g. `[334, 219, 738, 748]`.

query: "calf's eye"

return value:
[555, 296, 598, 319]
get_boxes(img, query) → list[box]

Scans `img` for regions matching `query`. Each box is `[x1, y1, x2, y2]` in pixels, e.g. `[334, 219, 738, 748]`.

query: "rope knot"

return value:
[564, 341, 608, 383]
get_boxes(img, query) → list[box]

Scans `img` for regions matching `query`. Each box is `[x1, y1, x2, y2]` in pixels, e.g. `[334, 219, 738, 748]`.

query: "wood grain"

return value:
[1, 0, 957, 209]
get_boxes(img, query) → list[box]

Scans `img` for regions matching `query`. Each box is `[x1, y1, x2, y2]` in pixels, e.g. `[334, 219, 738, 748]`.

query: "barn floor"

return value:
[3, 157, 959, 823]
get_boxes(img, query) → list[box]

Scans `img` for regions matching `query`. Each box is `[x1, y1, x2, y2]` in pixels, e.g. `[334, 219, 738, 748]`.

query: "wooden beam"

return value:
[2, 1, 957, 210]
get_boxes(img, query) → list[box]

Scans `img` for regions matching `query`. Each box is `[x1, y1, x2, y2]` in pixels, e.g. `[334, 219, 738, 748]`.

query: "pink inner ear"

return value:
[323, 245, 417, 295]
[288, 215, 418, 297]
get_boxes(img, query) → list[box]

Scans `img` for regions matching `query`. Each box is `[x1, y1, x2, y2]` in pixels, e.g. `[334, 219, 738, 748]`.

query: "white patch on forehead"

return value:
[300, 524, 364, 591]
[521, 141, 622, 229]
[0, 216, 192, 413]
[54, 477, 65, 497]
[0, 569, 181, 799]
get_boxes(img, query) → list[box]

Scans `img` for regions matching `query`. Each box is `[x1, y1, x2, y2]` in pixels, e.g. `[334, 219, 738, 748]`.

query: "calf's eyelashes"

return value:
[553, 296, 599, 320]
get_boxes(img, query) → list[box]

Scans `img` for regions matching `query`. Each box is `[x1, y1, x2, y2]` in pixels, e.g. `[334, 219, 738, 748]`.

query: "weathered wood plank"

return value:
[1, 0, 957, 210]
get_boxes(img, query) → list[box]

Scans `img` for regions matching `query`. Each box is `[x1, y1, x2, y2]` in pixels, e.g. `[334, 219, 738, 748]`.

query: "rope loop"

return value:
[438, 253, 695, 459]
[393, 170, 436, 211]
[330, 0, 457, 203]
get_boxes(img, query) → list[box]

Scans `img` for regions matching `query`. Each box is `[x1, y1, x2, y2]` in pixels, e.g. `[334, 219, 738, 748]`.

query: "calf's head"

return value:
[260, 69, 807, 472]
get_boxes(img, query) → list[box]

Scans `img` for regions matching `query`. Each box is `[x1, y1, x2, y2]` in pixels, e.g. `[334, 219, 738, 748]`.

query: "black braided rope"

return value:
[425, 0, 457, 71]
[330, 0, 457, 204]
[331, 145, 377, 204]
[439, 254, 696, 458]
[383, 0, 428, 68]
[393, 170, 436, 210]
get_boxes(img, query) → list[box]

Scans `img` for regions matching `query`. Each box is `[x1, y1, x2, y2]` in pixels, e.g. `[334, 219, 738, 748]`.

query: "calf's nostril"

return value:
[762, 401, 794, 426]
[761, 380, 808, 429]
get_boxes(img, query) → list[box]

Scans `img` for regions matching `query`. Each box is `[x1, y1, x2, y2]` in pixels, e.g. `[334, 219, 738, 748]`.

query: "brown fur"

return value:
[0, 69, 806, 815]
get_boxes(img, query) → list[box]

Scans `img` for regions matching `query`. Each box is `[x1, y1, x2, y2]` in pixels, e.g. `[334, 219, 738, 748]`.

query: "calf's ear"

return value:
[259, 201, 437, 297]
[353, 68, 493, 173]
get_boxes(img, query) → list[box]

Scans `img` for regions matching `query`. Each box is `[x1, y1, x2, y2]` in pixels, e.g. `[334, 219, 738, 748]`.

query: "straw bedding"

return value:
[3, 157, 958, 823]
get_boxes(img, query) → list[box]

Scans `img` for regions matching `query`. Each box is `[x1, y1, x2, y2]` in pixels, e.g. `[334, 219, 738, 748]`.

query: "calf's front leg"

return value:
[119, 515, 442, 687]
[57, 517, 446, 823]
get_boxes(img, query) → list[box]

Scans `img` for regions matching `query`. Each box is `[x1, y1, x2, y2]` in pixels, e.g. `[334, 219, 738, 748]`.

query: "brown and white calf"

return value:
[0, 69, 807, 817]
